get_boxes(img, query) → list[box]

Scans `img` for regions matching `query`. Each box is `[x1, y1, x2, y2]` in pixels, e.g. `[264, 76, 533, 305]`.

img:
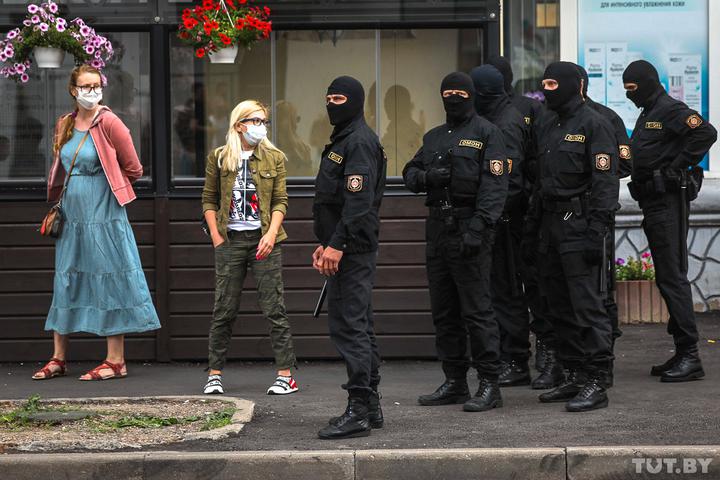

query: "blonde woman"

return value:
[201, 100, 297, 395]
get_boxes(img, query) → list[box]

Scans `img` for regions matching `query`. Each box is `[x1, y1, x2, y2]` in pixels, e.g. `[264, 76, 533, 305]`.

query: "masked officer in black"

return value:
[623, 60, 717, 382]
[522, 62, 619, 412]
[403, 72, 508, 412]
[469, 64, 533, 388]
[578, 64, 632, 384]
[487, 56, 558, 383]
[313, 76, 387, 439]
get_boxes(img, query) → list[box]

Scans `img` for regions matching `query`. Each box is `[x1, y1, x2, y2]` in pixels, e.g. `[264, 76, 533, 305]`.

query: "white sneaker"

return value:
[267, 376, 298, 395]
[203, 374, 224, 394]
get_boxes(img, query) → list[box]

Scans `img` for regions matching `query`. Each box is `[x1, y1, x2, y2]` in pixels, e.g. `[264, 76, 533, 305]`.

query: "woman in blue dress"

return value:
[33, 65, 160, 381]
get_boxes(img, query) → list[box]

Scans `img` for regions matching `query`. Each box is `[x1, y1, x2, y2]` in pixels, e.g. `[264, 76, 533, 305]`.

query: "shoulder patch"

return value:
[686, 114, 703, 129]
[459, 139, 483, 149]
[490, 159, 504, 176]
[595, 153, 611, 171]
[564, 134, 586, 143]
[645, 121, 663, 130]
[524, 116, 531, 126]
[346, 175, 363, 192]
[507, 159, 513, 174]
[328, 151, 343, 164]
[619, 145, 631, 160]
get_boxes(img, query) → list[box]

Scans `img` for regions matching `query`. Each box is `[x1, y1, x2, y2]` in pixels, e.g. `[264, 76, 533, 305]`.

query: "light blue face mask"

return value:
[242, 124, 267, 146]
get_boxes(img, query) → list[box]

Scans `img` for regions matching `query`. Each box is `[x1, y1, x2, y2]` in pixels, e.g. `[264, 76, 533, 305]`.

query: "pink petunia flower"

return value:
[641, 252, 651, 259]
[80, 25, 91, 37]
[21, 73, 30, 83]
[27, 4, 39, 14]
[23, 19, 32, 27]
[84, 44, 95, 55]
[31, 15, 40, 24]
[14, 63, 26, 73]
[90, 59, 103, 69]
[6, 29, 19, 40]
[48, 2, 58, 13]
[39, 23, 49, 32]
[616, 258, 625, 266]
[0, 53, 7, 62]
[56, 23, 65, 32]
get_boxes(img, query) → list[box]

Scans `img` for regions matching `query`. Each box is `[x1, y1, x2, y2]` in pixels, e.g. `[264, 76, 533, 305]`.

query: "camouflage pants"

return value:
[208, 229, 296, 371]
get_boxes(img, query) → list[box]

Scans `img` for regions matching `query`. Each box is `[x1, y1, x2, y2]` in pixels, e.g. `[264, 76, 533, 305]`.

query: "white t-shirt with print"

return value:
[227, 150, 262, 232]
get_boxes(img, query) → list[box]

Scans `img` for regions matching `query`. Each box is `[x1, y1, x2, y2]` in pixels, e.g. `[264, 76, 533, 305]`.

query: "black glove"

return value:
[583, 229, 605, 266]
[461, 231, 484, 257]
[425, 167, 450, 188]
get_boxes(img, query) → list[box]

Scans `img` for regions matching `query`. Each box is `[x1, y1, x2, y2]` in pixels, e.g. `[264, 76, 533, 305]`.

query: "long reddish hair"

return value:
[53, 64, 103, 153]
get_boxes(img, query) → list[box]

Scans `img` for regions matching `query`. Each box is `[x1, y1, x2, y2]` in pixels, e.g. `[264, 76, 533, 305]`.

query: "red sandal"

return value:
[32, 358, 67, 380]
[79, 360, 127, 381]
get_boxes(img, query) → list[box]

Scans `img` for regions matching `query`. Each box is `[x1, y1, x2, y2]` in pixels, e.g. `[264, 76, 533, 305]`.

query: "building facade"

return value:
[0, 0, 717, 362]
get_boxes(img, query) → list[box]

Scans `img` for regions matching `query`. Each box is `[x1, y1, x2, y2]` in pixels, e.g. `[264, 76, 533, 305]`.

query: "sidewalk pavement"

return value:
[1, 315, 718, 452]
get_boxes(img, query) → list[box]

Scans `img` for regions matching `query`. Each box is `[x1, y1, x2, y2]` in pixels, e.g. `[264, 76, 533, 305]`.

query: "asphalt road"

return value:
[2, 315, 718, 451]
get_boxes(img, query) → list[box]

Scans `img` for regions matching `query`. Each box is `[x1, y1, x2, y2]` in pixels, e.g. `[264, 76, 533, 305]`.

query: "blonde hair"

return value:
[218, 100, 283, 172]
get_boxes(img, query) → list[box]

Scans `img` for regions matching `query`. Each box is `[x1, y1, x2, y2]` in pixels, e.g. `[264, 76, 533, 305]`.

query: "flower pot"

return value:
[33, 47, 65, 68]
[615, 280, 669, 324]
[208, 46, 244, 64]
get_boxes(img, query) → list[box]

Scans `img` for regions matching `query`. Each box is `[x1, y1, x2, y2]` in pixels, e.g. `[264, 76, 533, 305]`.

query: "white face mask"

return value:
[242, 124, 267, 146]
[76, 89, 103, 110]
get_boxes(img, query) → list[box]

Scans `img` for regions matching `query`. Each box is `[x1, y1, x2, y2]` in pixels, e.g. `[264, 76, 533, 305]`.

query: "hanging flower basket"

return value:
[209, 45, 246, 64]
[614, 253, 669, 324]
[0, 1, 113, 82]
[178, 0, 271, 62]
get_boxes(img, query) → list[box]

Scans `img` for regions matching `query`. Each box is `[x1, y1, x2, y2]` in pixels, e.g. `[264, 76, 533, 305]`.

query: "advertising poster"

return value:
[578, 0, 709, 167]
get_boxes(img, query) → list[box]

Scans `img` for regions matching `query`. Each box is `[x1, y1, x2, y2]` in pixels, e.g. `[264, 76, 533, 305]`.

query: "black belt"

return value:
[428, 206, 474, 218]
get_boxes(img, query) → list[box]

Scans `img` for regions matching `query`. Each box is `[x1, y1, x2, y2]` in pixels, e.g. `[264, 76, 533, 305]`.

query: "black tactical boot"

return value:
[330, 389, 383, 429]
[418, 378, 470, 406]
[538, 370, 588, 403]
[660, 346, 705, 382]
[463, 377, 503, 412]
[531, 348, 564, 390]
[498, 360, 531, 387]
[650, 354, 680, 376]
[318, 392, 371, 439]
[565, 374, 609, 412]
[534, 338, 547, 371]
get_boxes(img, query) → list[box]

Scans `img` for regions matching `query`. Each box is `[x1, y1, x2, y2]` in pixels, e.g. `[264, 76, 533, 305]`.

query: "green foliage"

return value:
[615, 254, 656, 281]
[0, 394, 43, 429]
[97, 406, 235, 431]
[12, 27, 88, 66]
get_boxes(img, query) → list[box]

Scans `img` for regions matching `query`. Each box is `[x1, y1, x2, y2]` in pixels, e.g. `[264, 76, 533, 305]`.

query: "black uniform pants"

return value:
[539, 213, 614, 372]
[491, 215, 531, 362]
[640, 192, 698, 350]
[426, 220, 501, 379]
[523, 264, 555, 346]
[327, 251, 381, 394]
[605, 220, 622, 347]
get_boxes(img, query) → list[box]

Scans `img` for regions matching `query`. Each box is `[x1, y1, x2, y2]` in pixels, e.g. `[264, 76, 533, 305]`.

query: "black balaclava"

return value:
[577, 64, 589, 98]
[622, 60, 662, 108]
[440, 72, 475, 127]
[469, 65, 506, 116]
[326, 75, 365, 127]
[542, 61, 582, 112]
[487, 54, 514, 94]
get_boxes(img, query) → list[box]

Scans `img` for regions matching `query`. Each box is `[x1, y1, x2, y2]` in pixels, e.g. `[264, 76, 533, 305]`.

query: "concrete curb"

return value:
[1, 395, 254, 450]
[4, 446, 717, 480]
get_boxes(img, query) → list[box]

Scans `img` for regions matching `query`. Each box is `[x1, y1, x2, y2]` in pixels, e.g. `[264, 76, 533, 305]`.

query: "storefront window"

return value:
[0, 32, 152, 182]
[504, 0, 559, 97]
[169, 34, 271, 179]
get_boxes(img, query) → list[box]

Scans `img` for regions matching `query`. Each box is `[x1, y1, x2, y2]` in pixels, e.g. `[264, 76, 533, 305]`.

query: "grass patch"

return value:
[0, 394, 43, 430]
[96, 406, 236, 432]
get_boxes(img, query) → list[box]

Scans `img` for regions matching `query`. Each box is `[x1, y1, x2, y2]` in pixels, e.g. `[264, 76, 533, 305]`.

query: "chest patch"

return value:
[490, 159, 504, 176]
[564, 134, 585, 143]
[645, 121, 662, 130]
[459, 139, 483, 149]
[328, 151, 343, 164]
[686, 114, 702, 129]
[346, 175, 363, 192]
[595, 153, 611, 171]
[619, 145, 631, 160]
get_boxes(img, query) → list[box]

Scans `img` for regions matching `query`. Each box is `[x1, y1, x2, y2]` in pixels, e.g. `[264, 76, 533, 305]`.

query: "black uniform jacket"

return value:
[402, 114, 509, 233]
[531, 98, 619, 234]
[313, 116, 387, 254]
[630, 90, 717, 182]
[586, 97, 633, 179]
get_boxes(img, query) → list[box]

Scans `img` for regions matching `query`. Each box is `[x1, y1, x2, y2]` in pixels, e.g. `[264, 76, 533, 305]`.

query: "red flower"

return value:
[194, 5, 204, 15]
[219, 33, 232, 45]
[202, 0, 214, 10]
[183, 17, 198, 29]
[182, 8, 192, 18]
[235, 19, 245, 29]
[263, 6, 271, 16]
[196, 48, 206, 58]
[239, 0, 246, 3]
[226, 0, 236, 9]
[179, 31, 190, 39]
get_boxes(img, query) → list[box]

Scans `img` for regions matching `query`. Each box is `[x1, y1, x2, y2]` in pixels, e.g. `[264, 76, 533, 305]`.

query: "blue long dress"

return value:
[45, 129, 160, 336]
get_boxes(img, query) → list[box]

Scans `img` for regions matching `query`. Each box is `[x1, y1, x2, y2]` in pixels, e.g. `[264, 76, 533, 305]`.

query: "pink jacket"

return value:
[47, 107, 142, 206]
